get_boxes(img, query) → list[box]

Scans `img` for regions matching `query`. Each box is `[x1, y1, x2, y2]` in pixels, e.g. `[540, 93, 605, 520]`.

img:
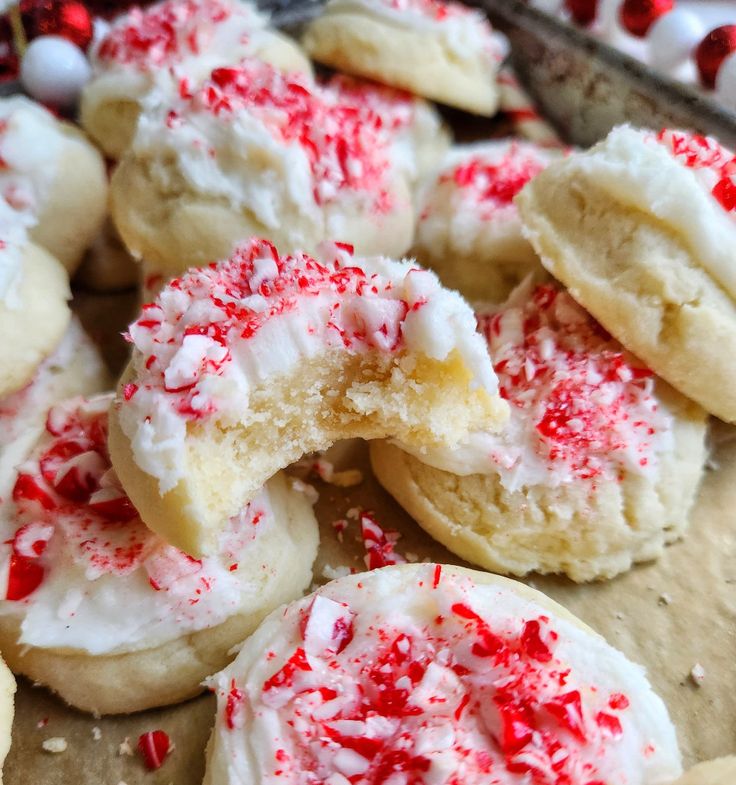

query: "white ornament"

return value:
[648, 9, 705, 72]
[20, 36, 91, 108]
[716, 50, 736, 113]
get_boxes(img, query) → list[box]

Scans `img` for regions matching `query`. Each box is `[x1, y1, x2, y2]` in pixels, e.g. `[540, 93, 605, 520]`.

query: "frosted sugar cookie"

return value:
[673, 758, 736, 784]
[0, 395, 318, 715]
[0, 317, 109, 504]
[108, 238, 507, 556]
[303, 0, 505, 116]
[0, 97, 107, 274]
[81, 0, 311, 159]
[0, 231, 71, 398]
[204, 563, 682, 785]
[414, 140, 559, 301]
[371, 282, 707, 581]
[322, 74, 451, 185]
[517, 125, 736, 423]
[111, 60, 414, 280]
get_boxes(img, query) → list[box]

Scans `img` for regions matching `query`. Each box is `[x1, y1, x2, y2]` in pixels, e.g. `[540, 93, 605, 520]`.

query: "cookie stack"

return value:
[0, 0, 732, 782]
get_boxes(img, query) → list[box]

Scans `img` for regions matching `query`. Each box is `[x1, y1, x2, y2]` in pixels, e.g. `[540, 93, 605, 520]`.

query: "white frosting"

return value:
[118, 239, 499, 494]
[0, 394, 317, 655]
[130, 60, 403, 249]
[86, 0, 281, 109]
[563, 125, 736, 300]
[397, 281, 674, 489]
[0, 317, 108, 504]
[415, 140, 558, 260]
[323, 0, 504, 63]
[0, 221, 29, 308]
[206, 564, 682, 785]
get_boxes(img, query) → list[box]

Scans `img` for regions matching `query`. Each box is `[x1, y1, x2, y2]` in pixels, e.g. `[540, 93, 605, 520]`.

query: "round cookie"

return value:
[0, 394, 319, 715]
[0, 233, 71, 398]
[111, 59, 414, 281]
[516, 125, 736, 423]
[673, 758, 736, 784]
[204, 563, 682, 785]
[302, 0, 505, 116]
[0, 97, 107, 274]
[413, 139, 559, 301]
[371, 281, 707, 581]
[0, 656, 13, 783]
[0, 317, 110, 503]
[81, 0, 312, 159]
[322, 73, 451, 185]
[108, 238, 507, 557]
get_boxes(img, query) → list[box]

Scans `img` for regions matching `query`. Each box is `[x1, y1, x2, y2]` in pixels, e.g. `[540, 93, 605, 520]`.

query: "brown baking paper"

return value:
[4, 293, 736, 784]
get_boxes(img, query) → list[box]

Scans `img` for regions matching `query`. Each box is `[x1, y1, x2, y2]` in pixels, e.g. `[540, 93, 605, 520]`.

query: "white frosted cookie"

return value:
[0, 97, 107, 274]
[0, 655, 13, 783]
[302, 0, 505, 116]
[74, 218, 139, 292]
[81, 0, 312, 159]
[0, 233, 71, 398]
[673, 758, 736, 784]
[414, 140, 559, 301]
[108, 238, 507, 556]
[204, 563, 682, 785]
[0, 394, 319, 715]
[111, 59, 414, 281]
[371, 281, 707, 581]
[0, 317, 110, 504]
[322, 74, 451, 185]
[517, 125, 736, 423]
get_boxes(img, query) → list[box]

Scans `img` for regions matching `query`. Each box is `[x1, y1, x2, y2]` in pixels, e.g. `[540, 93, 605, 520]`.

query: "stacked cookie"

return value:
[0, 0, 731, 781]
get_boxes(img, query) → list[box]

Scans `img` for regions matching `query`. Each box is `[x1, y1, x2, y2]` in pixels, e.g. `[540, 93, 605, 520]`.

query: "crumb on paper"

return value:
[119, 737, 134, 756]
[321, 564, 351, 581]
[331, 519, 347, 542]
[290, 478, 319, 504]
[404, 551, 419, 563]
[614, 611, 624, 620]
[346, 507, 360, 520]
[36, 717, 48, 729]
[690, 663, 706, 686]
[92, 726, 102, 741]
[658, 593, 672, 606]
[42, 737, 67, 754]
[311, 458, 363, 487]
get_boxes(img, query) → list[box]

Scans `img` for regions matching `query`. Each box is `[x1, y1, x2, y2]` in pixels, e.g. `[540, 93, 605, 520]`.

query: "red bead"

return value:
[564, 0, 598, 27]
[619, 0, 674, 38]
[21, 0, 93, 51]
[696, 25, 736, 89]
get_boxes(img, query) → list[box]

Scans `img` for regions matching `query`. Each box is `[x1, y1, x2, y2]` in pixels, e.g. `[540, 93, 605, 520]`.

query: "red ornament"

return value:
[619, 0, 674, 38]
[696, 25, 736, 89]
[564, 0, 598, 27]
[21, 0, 93, 51]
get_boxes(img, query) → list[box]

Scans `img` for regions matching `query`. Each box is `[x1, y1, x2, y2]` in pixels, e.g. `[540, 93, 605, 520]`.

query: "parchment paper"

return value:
[4, 291, 736, 784]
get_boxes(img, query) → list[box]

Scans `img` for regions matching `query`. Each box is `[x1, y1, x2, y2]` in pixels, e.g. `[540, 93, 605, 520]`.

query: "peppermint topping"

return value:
[2, 395, 272, 651]
[95, 0, 259, 68]
[182, 61, 393, 209]
[443, 144, 548, 212]
[656, 129, 736, 213]
[382, 0, 478, 21]
[475, 284, 670, 484]
[217, 570, 654, 785]
[138, 730, 171, 770]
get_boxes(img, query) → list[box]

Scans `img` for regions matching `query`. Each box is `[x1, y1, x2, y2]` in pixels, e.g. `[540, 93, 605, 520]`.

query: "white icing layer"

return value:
[0, 222, 29, 308]
[0, 395, 318, 655]
[119, 239, 499, 494]
[415, 140, 558, 260]
[323, 0, 504, 63]
[207, 564, 682, 785]
[561, 125, 736, 300]
[396, 281, 673, 489]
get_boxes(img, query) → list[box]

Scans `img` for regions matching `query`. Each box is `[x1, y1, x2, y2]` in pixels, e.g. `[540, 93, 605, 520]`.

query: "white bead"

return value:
[20, 36, 91, 108]
[648, 9, 705, 71]
[716, 51, 736, 112]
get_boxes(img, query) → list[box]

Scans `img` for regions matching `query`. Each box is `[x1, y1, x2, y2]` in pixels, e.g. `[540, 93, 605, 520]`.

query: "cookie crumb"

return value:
[346, 507, 360, 520]
[321, 564, 351, 581]
[614, 611, 624, 620]
[118, 737, 133, 756]
[42, 737, 67, 753]
[658, 593, 672, 606]
[91, 726, 102, 741]
[36, 717, 48, 729]
[404, 551, 418, 563]
[290, 478, 319, 504]
[690, 663, 706, 686]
